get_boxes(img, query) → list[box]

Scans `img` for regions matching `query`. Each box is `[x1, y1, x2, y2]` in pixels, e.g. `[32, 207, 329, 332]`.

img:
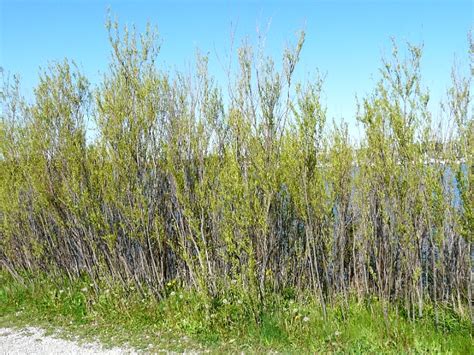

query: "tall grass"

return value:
[0, 19, 472, 335]
[1, 272, 472, 352]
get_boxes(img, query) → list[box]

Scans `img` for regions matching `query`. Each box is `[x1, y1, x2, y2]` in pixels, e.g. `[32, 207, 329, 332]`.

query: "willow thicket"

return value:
[1, 22, 472, 325]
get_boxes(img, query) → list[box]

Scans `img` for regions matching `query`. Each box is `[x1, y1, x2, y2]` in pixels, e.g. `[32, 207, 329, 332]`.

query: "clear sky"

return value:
[1, 0, 472, 136]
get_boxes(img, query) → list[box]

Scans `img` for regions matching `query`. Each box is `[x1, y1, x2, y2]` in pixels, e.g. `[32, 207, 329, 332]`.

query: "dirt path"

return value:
[0, 327, 135, 354]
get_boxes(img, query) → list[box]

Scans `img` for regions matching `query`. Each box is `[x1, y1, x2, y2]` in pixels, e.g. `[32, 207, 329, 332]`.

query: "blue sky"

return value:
[1, 0, 472, 136]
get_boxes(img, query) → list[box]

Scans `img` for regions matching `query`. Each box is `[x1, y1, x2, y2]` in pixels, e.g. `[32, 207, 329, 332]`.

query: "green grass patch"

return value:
[0, 272, 472, 353]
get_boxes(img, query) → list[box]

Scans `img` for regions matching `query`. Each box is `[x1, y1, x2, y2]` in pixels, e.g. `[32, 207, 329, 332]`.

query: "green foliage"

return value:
[0, 18, 473, 350]
[1, 272, 472, 352]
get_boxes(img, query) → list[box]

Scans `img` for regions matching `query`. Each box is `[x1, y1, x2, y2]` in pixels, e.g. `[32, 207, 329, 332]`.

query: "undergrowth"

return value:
[0, 272, 471, 353]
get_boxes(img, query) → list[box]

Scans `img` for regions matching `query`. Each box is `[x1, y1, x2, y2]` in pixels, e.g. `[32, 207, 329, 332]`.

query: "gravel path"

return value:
[0, 327, 135, 354]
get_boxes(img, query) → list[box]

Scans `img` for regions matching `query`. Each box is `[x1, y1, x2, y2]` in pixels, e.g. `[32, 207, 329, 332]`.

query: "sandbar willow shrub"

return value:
[0, 22, 472, 323]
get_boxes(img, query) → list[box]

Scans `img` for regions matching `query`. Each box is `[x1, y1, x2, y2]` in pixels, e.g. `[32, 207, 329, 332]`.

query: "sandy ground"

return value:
[0, 327, 135, 355]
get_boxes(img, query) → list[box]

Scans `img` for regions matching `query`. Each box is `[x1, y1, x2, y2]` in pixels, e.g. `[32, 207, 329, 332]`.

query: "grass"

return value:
[0, 272, 472, 353]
